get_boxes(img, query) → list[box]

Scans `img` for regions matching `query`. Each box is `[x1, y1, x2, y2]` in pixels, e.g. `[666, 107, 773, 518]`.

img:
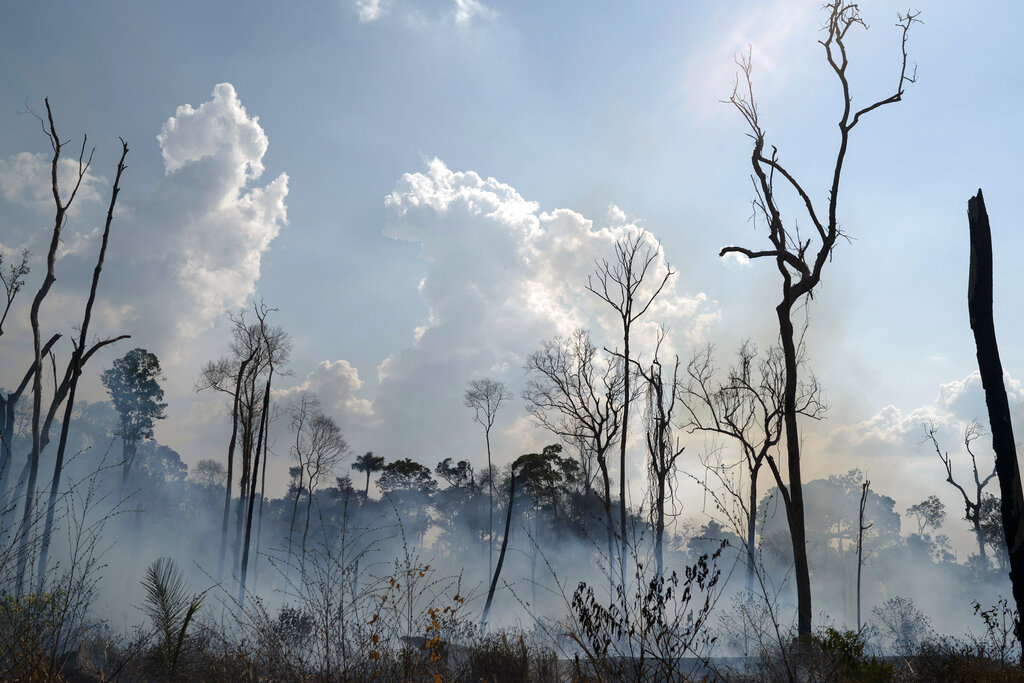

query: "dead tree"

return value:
[925, 421, 996, 570]
[481, 461, 518, 632]
[634, 331, 684, 579]
[37, 138, 130, 593]
[16, 101, 129, 597]
[856, 479, 871, 634]
[587, 230, 673, 597]
[966, 188, 1024, 654]
[719, 2, 918, 637]
[682, 340, 823, 595]
[464, 378, 513, 581]
[523, 329, 623, 597]
[197, 302, 289, 579]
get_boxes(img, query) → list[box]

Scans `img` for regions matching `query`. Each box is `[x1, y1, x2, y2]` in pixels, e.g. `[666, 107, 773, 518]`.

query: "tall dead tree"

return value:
[37, 138, 130, 593]
[523, 329, 623, 597]
[925, 421, 996, 570]
[464, 378, 512, 581]
[587, 230, 673, 596]
[635, 331, 684, 579]
[682, 340, 823, 595]
[16, 102, 129, 597]
[966, 189, 1024, 654]
[719, 2, 918, 637]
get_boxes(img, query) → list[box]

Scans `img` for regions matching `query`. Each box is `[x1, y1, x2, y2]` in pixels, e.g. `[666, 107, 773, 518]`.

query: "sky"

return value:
[2, 0, 1024, 556]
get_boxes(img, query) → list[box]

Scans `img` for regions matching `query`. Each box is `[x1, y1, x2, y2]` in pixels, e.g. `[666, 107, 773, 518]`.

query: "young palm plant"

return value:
[140, 557, 203, 681]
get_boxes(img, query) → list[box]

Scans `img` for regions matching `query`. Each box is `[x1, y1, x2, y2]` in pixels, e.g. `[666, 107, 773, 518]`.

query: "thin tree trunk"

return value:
[619, 333, 630, 604]
[219, 352, 253, 582]
[486, 427, 493, 583]
[966, 188, 1024, 656]
[481, 468, 516, 631]
[0, 334, 60, 539]
[654, 473, 666, 579]
[747, 466, 759, 595]
[238, 379, 270, 611]
[857, 480, 870, 634]
[254, 414, 270, 586]
[36, 140, 127, 595]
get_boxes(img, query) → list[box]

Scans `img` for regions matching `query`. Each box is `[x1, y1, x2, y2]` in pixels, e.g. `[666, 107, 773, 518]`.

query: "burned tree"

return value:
[15, 101, 130, 597]
[682, 340, 823, 595]
[925, 421, 997, 571]
[197, 301, 290, 582]
[634, 332, 685, 579]
[523, 329, 624, 596]
[966, 189, 1024, 655]
[464, 378, 512, 580]
[719, 2, 918, 637]
[587, 230, 673, 594]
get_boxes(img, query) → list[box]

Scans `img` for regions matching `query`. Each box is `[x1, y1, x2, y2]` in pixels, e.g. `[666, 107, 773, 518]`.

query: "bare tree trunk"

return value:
[18, 100, 90, 599]
[0, 334, 60, 536]
[778, 301, 812, 639]
[747, 467, 759, 595]
[36, 141, 128, 594]
[966, 189, 1024, 655]
[219, 352, 253, 582]
[654, 472, 666, 579]
[486, 427, 493, 583]
[238, 379, 270, 611]
[481, 468, 516, 631]
[857, 480, 870, 634]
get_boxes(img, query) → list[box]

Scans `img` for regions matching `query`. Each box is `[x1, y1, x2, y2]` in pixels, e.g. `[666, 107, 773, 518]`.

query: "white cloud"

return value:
[0, 152, 106, 216]
[453, 0, 489, 25]
[357, 158, 716, 465]
[355, 0, 385, 22]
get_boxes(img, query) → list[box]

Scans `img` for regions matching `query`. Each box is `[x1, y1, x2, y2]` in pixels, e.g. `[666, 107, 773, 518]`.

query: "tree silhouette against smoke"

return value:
[925, 421, 997, 571]
[719, 1, 919, 638]
[586, 230, 673, 601]
[101, 348, 167, 491]
[15, 100, 130, 598]
[966, 188, 1024, 656]
[682, 339, 823, 595]
[464, 378, 512, 581]
[523, 328, 624, 599]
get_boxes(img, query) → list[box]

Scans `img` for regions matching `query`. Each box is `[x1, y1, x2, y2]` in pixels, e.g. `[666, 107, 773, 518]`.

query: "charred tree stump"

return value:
[966, 188, 1024, 657]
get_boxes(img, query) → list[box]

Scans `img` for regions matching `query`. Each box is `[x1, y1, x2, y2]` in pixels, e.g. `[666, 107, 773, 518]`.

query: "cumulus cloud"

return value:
[0, 84, 289, 476]
[278, 360, 374, 422]
[348, 158, 716, 466]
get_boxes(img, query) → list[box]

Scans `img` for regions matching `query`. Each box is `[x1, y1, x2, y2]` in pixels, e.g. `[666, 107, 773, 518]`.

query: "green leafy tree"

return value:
[101, 348, 167, 488]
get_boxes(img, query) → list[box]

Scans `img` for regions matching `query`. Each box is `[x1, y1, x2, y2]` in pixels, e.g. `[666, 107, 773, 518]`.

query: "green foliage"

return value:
[378, 457, 438, 496]
[810, 628, 894, 681]
[141, 556, 203, 681]
[101, 347, 167, 444]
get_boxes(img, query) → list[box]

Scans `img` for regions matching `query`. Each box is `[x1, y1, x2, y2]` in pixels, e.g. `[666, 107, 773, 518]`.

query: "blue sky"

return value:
[2, 0, 1023, 550]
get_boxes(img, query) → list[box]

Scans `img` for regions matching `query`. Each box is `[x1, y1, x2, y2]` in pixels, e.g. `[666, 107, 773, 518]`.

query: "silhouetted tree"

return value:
[966, 188, 1024, 655]
[719, 2, 918, 637]
[587, 230, 673, 596]
[523, 329, 624, 597]
[101, 348, 167, 490]
[16, 101, 129, 597]
[464, 378, 512, 579]
[926, 421, 997, 570]
[906, 495, 946, 536]
[352, 451, 385, 498]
